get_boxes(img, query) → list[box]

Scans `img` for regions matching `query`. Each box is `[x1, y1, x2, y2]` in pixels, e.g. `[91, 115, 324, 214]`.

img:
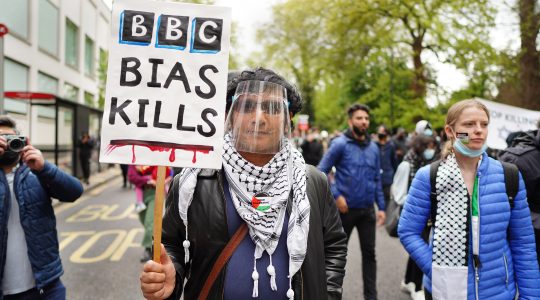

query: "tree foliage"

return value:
[255, 0, 329, 120]
[97, 50, 108, 109]
[254, 0, 507, 132]
[498, 0, 540, 110]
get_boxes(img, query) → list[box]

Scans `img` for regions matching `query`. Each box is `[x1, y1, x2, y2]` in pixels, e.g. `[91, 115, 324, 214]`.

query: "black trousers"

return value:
[80, 156, 90, 181]
[425, 288, 433, 300]
[120, 164, 129, 186]
[340, 207, 377, 300]
[382, 184, 391, 210]
[404, 225, 431, 291]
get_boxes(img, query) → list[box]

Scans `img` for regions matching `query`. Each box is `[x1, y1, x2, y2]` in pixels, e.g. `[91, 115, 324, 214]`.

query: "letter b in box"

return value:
[120, 10, 155, 45]
[156, 15, 189, 50]
[190, 18, 223, 53]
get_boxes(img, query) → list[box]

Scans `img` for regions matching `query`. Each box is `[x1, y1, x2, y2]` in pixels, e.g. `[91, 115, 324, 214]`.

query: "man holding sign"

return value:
[140, 68, 347, 300]
[100, 0, 231, 169]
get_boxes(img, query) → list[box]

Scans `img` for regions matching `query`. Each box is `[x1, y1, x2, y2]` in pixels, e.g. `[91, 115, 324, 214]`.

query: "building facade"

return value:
[1, 0, 111, 176]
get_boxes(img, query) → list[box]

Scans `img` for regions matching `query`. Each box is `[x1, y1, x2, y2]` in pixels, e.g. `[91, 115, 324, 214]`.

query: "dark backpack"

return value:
[498, 130, 540, 213]
[429, 160, 519, 226]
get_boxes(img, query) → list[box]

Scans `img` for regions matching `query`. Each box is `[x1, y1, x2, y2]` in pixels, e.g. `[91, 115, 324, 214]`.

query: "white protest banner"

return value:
[476, 98, 540, 150]
[99, 0, 231, 169]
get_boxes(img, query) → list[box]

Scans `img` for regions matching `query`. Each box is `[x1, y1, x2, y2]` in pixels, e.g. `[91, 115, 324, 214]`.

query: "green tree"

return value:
[517, 0, 540, 109]
[450, 38, 513, 102]
[501, 0, 540, 109]
[255, 0, 498, 131]
[228, 21, 240, 70]
[255, 0, 329, 121]
[97, 50, 108, 109]
[365, 0, 495, 99]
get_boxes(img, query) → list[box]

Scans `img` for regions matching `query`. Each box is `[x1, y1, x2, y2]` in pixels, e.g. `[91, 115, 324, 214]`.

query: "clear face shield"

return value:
[225, 80, 291, 154]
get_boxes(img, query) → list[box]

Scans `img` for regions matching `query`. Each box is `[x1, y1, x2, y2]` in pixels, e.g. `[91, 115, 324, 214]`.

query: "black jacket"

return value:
[499, 129, 540, 213]
[162, 165, 347, 300]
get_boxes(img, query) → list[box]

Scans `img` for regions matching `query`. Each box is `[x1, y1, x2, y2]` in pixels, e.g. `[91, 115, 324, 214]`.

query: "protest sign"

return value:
[476, 98, 540, 150]
[99, 0, 231, 169]
[297, 114, 309, 131]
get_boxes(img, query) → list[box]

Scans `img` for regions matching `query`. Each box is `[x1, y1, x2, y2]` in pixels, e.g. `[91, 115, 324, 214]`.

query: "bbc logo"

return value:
[119, 10, 223, 53]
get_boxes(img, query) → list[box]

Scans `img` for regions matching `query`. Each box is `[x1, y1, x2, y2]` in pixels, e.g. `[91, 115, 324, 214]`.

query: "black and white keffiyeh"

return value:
[177, 134, 310, 299]
[431, 152, 470, 299]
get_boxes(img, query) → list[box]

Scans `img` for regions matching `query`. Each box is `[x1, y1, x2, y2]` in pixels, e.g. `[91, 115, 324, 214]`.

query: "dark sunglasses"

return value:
[234, 98, 285, 115]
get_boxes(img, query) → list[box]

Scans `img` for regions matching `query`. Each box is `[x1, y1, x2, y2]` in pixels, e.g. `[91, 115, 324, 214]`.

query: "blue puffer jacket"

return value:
[318, 130, 385, 211]
[0, 162, 83, 297]
[398, 153, 540, 299]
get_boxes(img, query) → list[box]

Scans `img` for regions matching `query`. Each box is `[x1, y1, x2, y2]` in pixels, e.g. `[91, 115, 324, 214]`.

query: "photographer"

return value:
[0, 116, 84, 299]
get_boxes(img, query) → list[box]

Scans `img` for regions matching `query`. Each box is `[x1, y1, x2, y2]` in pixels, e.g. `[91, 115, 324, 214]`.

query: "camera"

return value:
[3, 135, 27, 152]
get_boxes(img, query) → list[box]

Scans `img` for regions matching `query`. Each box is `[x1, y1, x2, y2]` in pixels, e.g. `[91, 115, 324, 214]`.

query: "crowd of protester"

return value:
[293, 104, 540, 300]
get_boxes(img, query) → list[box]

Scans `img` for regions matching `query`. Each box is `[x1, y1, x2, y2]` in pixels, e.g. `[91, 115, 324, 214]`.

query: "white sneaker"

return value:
[411, 290, 425, 300]
[400, 281, 416, 294]
[134, 202, 147, 213]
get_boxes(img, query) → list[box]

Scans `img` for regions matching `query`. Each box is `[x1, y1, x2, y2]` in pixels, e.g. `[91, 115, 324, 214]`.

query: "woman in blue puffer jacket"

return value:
[398, 99, 540, 300]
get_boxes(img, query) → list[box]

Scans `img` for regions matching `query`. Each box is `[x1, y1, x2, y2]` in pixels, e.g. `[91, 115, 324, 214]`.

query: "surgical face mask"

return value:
[423, 148, 435, 160]
[0, 151, 20, 166]
[452, 131, 487, 157]
[424, 129, 433, 136]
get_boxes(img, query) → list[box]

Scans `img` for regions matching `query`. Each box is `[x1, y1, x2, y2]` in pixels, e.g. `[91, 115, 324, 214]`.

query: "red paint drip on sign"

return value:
[105, 139, 214, 164]
[191, 149, 211, 163]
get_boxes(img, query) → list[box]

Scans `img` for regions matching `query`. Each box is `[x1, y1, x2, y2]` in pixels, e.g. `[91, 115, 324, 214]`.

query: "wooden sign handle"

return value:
[152, 166, 167, 262]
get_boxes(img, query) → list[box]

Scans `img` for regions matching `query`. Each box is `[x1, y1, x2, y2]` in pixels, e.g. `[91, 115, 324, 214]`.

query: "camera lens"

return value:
[8, 139, 24, 152]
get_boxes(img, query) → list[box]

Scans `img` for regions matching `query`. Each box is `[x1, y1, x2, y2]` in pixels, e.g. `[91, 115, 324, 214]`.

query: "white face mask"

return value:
[423, 148, 435, 160]
[451, 130, 487, 158]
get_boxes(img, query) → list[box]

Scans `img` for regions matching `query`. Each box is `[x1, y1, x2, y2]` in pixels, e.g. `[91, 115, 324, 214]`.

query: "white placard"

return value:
[99, 0, 231, 169]
[476, 98, 540, 150]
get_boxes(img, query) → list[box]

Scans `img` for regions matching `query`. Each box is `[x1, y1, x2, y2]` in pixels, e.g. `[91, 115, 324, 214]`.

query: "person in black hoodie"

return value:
[499, 128, 540, 267]
[300, 130, 324, 166]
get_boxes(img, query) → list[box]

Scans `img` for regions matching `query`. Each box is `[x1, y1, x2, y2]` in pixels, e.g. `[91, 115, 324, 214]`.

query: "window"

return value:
[63, 83, 79, 102]
[84, 36, 94, 77]
[37, 72, 58, 118]
[38, 0, 59, 56]
[65, 19, 79, 68]
[38, 72, 58, 94]
[84, 91, 95, 106]
[0, 0, 29, 40]
[4, 59, 29, 114]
